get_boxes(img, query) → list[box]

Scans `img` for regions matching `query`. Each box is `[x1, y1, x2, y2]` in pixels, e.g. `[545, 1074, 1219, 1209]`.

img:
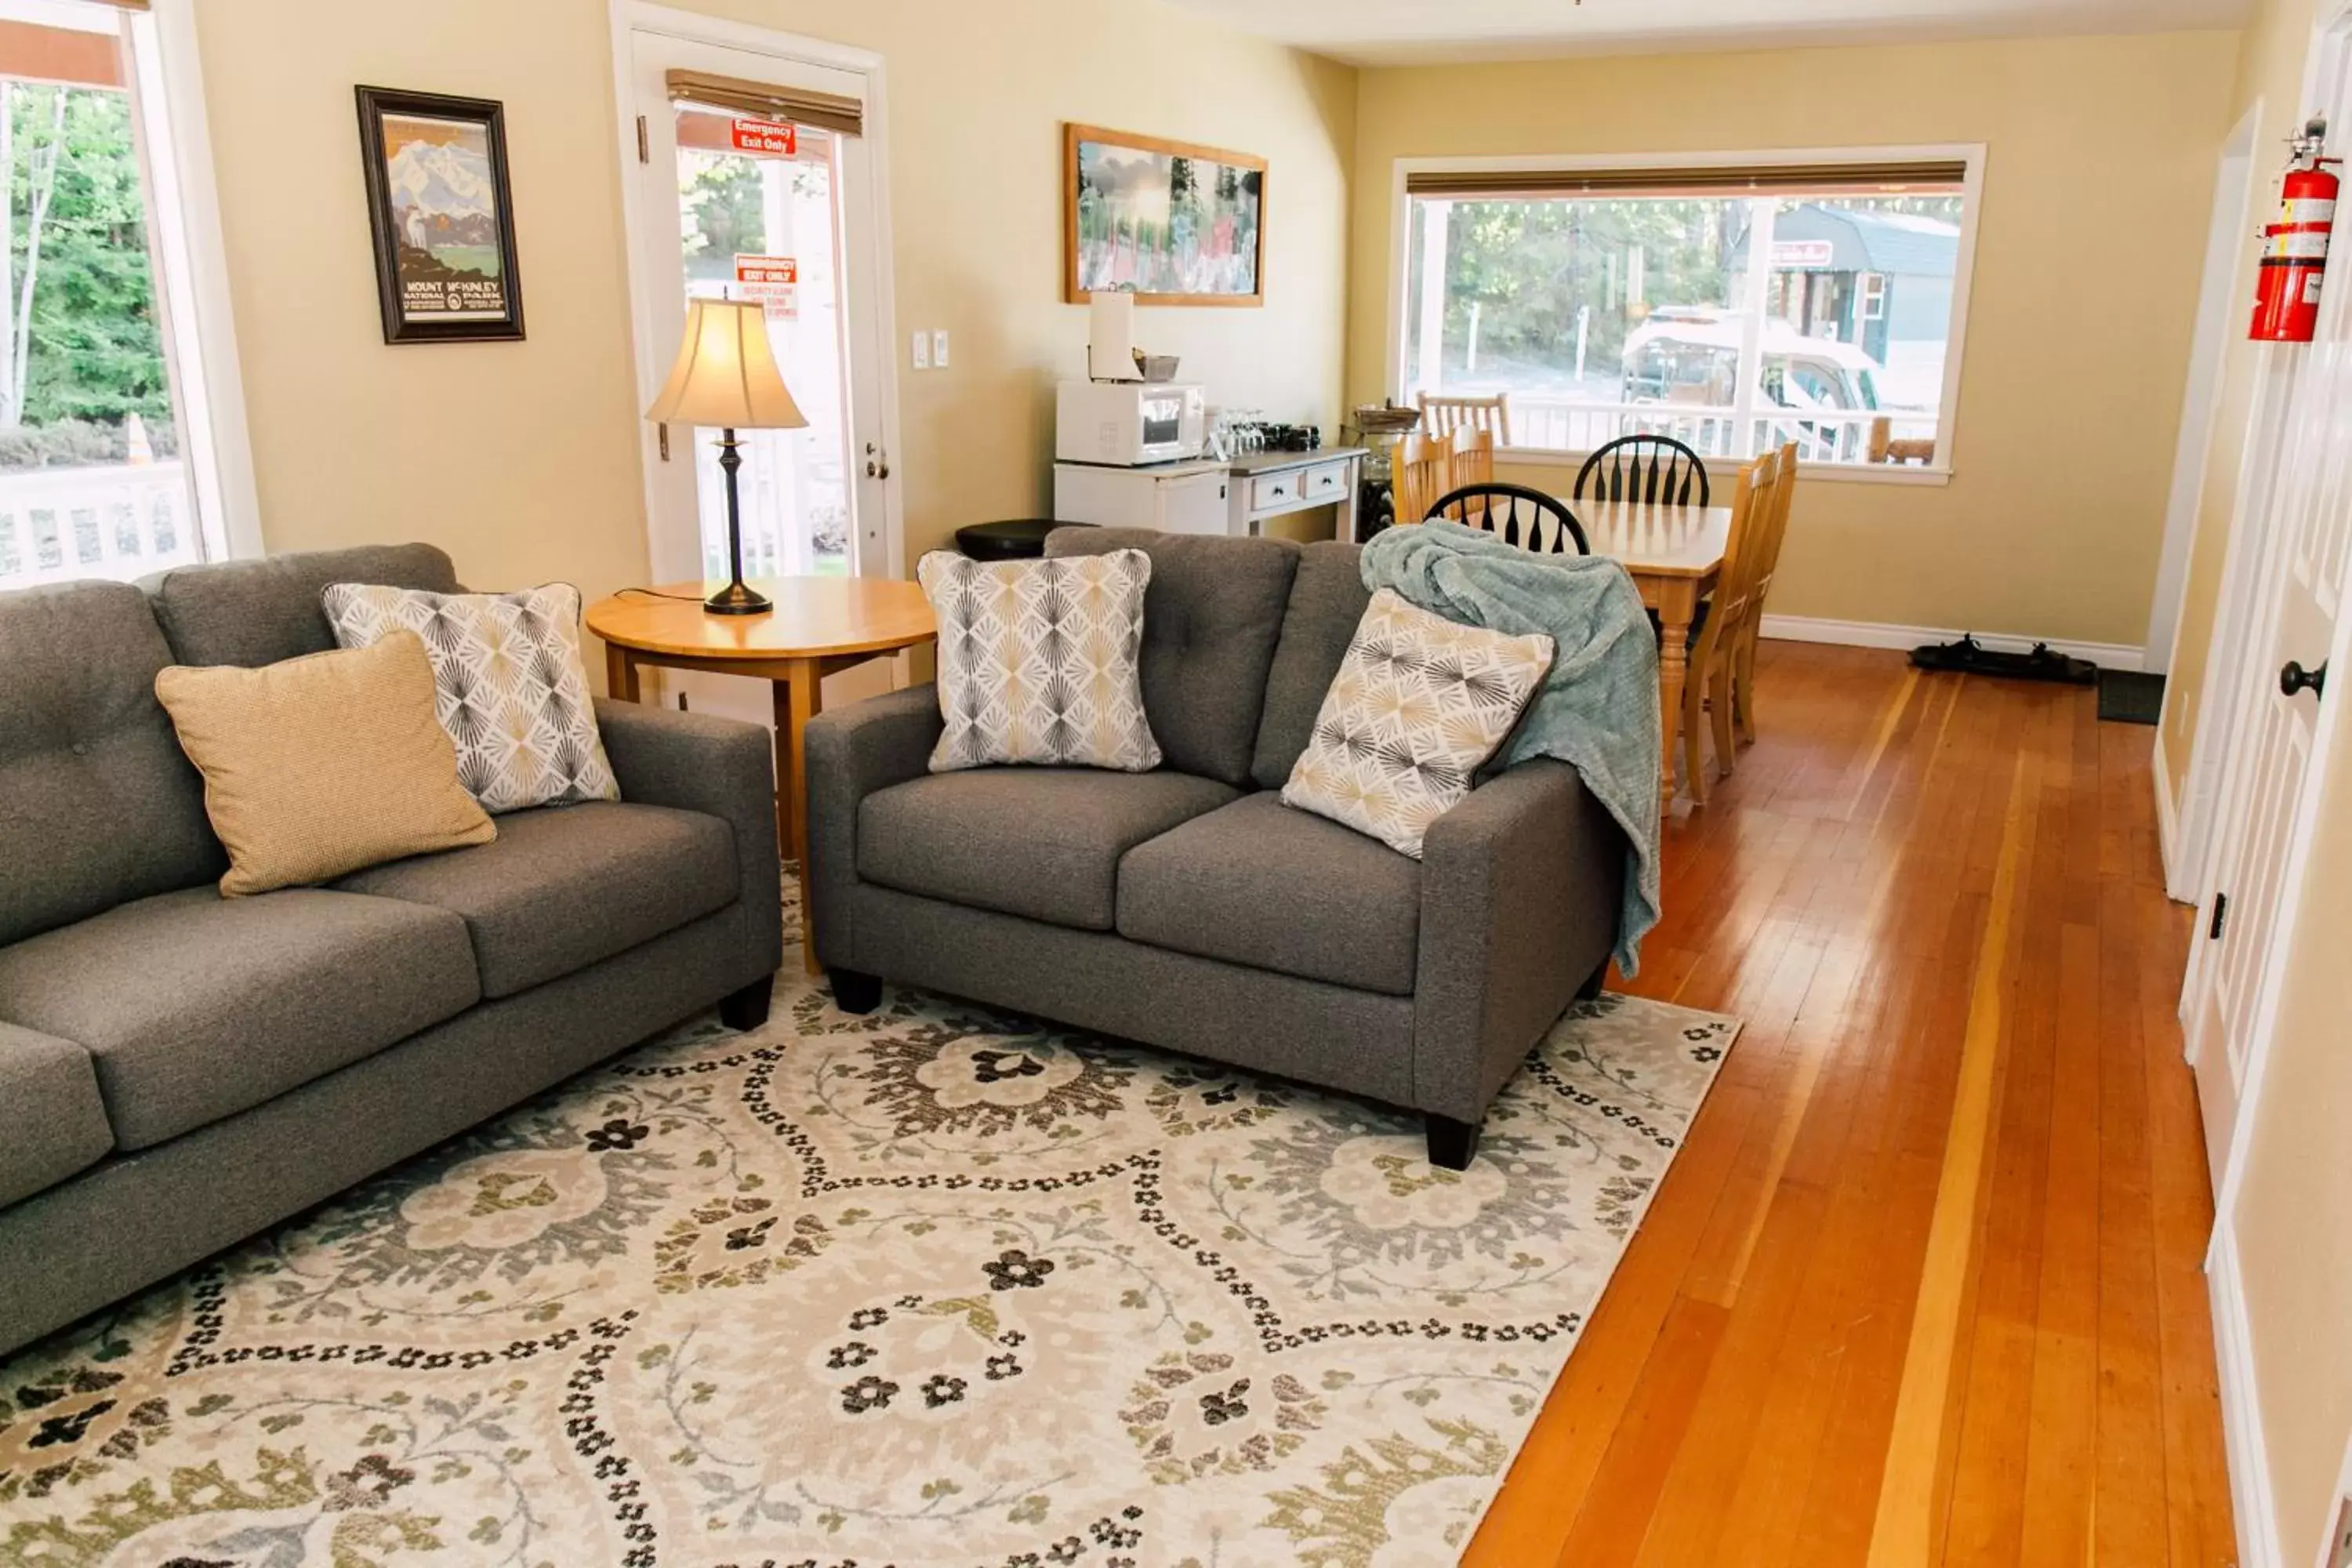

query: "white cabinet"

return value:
[1053, 461, 1231, 535]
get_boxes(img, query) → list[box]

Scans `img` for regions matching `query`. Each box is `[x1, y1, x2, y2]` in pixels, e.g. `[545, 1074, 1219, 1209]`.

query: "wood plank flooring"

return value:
[1468, 641, 2238, 1567]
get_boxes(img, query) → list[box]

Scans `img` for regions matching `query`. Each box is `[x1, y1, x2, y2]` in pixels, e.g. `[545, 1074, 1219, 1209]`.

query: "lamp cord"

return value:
[615, 586, 708, 603]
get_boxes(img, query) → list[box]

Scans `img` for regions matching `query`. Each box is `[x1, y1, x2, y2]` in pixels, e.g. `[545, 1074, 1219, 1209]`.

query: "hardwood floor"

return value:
[1468, 641, 2238, 1567]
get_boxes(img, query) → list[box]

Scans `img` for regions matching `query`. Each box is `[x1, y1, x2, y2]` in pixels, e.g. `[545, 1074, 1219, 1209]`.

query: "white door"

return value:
[2184, 26, 2352, 1191]
[623, 26, 897, 586]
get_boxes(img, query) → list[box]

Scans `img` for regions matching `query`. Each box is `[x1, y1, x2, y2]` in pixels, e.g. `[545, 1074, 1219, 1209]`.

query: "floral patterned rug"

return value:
[0, 953, 1735, 1568]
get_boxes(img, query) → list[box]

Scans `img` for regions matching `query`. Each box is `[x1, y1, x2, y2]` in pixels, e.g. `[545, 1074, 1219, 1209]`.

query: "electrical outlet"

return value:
[909, 330, 930, 369]
[931, 329, 950, 368]
[2329, 1496, 2352, 1568]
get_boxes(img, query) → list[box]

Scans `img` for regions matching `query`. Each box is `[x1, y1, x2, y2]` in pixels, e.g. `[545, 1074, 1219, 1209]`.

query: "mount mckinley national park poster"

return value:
[358, 88, 524, 341]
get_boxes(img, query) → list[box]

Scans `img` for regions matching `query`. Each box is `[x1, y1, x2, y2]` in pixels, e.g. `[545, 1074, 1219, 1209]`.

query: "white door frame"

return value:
[605, 0, 906, 582]
[2147, 105, 2260, 681]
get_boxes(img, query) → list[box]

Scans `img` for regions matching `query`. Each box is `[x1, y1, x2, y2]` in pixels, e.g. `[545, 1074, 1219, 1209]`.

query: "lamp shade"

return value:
[645, 298, 808, 430]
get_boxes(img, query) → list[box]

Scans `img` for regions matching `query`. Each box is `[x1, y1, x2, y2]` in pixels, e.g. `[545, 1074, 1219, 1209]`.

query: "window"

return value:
[1397, 152, 1978, 471]
[0, 0, 249, 591]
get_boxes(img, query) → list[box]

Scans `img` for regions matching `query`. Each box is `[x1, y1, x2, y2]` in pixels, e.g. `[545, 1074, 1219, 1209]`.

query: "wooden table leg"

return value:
[1654, 579, 1700, 811]
[605, 643, 641, 703]
[779, 659, 824, 975]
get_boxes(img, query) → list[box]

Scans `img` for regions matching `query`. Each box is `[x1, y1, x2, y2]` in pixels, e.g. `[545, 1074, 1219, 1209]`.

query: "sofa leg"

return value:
[1425, 1113, 1483, 1171]
[829, 967, 883, 1014]
[718, 977, 774, 1031]
[1577, 958, 1610, 1001]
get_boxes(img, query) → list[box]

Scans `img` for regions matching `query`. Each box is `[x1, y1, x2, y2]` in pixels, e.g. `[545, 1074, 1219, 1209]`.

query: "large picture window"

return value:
[1396, 153, 1980, 472]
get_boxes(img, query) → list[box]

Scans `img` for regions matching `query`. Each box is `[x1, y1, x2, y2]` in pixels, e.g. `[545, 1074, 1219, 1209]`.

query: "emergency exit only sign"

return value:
[731, 118, 796, 155]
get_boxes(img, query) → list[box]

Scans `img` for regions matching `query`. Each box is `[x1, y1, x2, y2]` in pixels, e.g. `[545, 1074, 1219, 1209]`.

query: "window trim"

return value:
[1384, 143, 1987, 485]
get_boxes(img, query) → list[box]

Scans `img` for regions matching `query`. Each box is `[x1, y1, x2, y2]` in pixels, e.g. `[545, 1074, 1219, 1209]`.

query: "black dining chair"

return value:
[1574, 434, 1711, 507]
[1428, 483, 1588, 555]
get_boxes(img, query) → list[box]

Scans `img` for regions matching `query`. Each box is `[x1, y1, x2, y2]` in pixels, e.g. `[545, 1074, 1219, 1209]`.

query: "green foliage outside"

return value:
[5, 85, 174, 454]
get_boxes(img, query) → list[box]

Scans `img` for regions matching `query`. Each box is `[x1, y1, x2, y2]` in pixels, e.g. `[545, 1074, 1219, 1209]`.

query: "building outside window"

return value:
[0, 0, 245, 591]
[1397, 152, 1979, 471]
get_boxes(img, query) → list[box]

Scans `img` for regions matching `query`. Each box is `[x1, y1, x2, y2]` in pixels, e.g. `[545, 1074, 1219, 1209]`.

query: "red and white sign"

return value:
[730, 117, 797, 156]
[735, 254, 798, 320]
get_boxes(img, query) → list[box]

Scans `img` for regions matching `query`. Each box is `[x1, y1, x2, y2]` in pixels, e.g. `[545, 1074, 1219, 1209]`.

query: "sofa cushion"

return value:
[0, 579, 225, 947]
[1046, 528, 1298, 787]
[1117, 793, 1421, 995]
[336, 801, 736, 998]
[1251, 541, 1372, 789]
[145, 543, 460, 668]
[0, 1022, 112, 1207]
[859, 768, 1236, 931]
[0, 887, 479, 1150]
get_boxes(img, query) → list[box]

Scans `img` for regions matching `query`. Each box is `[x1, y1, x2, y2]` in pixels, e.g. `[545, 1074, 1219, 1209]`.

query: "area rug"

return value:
[0, 963, 1736, 1568]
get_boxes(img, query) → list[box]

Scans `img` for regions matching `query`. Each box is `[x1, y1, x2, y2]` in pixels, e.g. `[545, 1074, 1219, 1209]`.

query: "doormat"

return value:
[2098, 669, 2166, 725]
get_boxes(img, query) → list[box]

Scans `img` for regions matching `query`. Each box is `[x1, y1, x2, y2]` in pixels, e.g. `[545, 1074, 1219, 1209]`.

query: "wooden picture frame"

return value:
[355, 86, 525, 343]
[1063, 124, 1265, 308]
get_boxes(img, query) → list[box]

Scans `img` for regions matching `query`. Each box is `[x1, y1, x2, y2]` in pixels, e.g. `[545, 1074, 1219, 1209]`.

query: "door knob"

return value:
[2280, 659, 2328, 699]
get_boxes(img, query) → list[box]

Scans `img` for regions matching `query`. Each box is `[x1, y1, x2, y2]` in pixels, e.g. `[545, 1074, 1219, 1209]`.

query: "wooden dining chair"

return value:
[1392, 432, 1454, 526]
[1677, 448, 1783, 802]
[1575, 434, 1711, 507]
[1448, 426, 1496, 492]
[1416, 390, 1511, 445]
[1730, 441, 1799, 746]
[1428, 482, 1588, 555]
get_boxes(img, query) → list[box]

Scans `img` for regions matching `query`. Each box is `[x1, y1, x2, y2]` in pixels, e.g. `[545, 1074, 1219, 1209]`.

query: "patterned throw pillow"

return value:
[322, 583, 619, 813]
[1281, 588, 1555, 858]
[918, 549, 1160, 772]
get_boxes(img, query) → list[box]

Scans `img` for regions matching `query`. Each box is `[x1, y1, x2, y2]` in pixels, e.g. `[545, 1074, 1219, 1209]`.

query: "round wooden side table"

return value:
[586, 577, 935, 973]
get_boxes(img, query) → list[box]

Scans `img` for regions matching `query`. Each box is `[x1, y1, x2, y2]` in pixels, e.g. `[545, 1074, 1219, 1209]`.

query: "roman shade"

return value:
[1404, 158, 1969, 201]
[665, 69, 862, 137]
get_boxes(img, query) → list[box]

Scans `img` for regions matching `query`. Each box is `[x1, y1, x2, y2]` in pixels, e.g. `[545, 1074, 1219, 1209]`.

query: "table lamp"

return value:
[645, 298, 807, 615]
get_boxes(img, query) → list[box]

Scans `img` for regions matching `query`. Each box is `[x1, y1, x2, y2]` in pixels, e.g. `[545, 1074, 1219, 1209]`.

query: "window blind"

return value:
[1404, 158, 1968, 201]
[664, 69, 861, 138]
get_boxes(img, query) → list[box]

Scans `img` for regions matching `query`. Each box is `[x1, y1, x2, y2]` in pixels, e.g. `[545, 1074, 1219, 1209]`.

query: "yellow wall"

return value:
[184, 0, 1354, 622]
[2158, 0, 2316, 799]
[1347, 33, 2237, 648]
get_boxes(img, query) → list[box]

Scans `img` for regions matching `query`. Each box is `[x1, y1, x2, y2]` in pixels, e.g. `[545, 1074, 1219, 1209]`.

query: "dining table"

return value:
[1571, 494, 1735, 809]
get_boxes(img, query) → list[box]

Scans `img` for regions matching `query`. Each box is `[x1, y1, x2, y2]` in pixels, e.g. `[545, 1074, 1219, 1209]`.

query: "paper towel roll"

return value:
[1087, 290, 1139, 381]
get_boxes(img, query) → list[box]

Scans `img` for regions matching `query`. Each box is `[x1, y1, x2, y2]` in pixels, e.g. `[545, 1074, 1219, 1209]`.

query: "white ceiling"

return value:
[1158, 0, 2251, 66]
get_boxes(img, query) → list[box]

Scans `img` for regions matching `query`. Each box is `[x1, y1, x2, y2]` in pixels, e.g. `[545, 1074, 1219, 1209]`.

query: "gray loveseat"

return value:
[805, 528, 1626, 1168]
[0, 544, 782, 1357]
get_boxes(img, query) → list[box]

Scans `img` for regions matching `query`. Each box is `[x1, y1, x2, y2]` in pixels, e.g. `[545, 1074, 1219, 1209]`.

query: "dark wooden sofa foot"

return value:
[1426, 1113, 1483, 1171]
[1577, 957, 1610, 1001]
[718, 977, 775, 1030]
[829, 968, 884, 1014]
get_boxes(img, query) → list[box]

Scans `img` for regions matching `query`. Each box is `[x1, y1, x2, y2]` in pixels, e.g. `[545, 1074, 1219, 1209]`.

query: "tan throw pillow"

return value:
[154, 630, 496, 897]
[321, 582, 619, 814]
[919, 548, 1162, 772]
[1281, 588, 1555, 858]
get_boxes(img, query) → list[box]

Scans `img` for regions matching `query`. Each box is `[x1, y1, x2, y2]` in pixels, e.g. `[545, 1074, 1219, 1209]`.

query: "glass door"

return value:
[626, 31, 894, 585]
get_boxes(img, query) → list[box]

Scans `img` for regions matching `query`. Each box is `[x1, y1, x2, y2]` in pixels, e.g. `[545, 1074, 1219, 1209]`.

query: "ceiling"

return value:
[1157, 0, 2251, 66]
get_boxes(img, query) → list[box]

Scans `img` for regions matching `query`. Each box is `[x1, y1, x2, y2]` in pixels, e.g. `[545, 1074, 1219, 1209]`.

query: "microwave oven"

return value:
[1055, 379, 1207, 466]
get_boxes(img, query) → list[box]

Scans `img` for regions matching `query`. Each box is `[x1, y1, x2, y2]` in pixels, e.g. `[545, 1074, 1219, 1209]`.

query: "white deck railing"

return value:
[0, 461, 197, 591]
[1504, 397, 1940, 469]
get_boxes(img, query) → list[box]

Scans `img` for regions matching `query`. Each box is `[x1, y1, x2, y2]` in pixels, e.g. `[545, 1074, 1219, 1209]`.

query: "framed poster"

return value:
[355, 86, 525, 343]
[1063, 124, 1265, 307]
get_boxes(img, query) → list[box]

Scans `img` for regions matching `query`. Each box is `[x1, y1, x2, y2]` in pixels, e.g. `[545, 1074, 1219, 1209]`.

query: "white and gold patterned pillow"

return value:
[322, 582, 619, 814]
[1281, 589, 1554, 858]
[918, 549, 1160, 773]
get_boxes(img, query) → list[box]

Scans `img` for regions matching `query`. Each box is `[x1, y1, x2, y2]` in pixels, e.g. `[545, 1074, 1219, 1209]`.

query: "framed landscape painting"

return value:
[356, 86, 525, 343]
[1063, 124, 1265, 307]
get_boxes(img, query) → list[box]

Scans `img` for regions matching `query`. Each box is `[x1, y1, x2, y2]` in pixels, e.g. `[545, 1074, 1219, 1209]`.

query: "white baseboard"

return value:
[2210, 1221, 2284, 1568]
[1757, 613, 2147, 671]
[2153, 728, 2190, 902]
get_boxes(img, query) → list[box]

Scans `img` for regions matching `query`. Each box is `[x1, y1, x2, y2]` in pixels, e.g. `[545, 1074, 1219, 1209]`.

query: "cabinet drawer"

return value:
[1301, 460, 1351, 502]
[1249, 461, 1349, 513]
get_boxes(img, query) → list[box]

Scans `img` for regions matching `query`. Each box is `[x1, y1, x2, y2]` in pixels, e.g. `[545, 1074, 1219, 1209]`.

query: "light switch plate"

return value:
[910, 330, 930, 370]
[931, 329, 950, 368]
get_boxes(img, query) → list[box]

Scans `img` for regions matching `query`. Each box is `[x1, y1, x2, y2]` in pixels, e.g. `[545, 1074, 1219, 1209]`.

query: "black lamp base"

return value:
[703, 579, 773, 615]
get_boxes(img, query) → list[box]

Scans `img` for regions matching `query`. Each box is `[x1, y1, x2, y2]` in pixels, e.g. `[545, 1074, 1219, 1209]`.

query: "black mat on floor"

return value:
[2098, 669, 2165, 725]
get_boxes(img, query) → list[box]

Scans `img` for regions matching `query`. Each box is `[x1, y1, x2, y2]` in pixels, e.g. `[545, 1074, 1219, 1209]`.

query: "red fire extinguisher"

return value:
[2252, 117, 2339, 343]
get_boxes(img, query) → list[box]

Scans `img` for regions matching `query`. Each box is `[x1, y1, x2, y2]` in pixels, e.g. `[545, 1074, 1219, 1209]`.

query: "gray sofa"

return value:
[0, 544, 782, 1357]
[805, 528, 1625, 1168]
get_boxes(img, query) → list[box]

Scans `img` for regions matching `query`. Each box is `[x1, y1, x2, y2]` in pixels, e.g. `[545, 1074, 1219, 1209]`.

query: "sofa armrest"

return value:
[594, 699, 782, 975]
[1413, 758, 1627, 1123]
[802, 683, 942, 970]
